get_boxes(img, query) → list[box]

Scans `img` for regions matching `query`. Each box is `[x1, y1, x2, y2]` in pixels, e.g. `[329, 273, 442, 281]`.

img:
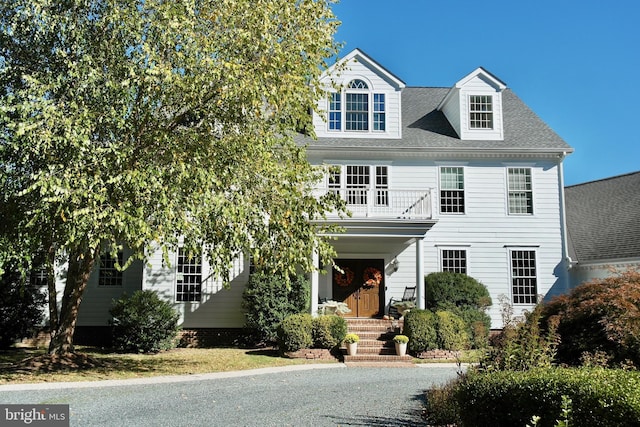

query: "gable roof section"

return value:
[565, 171, 640, 263]
[322, 48, 406, 90]
[299, 86, 572, 153]
[437, 67, 507, 111]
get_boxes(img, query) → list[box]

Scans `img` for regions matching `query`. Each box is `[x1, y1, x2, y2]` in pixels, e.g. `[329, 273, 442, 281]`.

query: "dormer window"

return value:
[327, 79, 386, 133]
[469, 95, 493, 129]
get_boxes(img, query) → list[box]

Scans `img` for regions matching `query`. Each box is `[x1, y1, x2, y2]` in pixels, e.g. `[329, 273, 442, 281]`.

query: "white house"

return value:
[66, 49, 574, 341]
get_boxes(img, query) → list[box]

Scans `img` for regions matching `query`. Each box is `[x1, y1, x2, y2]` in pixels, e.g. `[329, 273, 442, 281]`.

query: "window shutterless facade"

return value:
[327, 79, 386, 133]
[440, 167, 465, 213]
[441, 249, 467, 274]
[510, 249, 537, 304]
[508, 168, 533, 214]
[99, 250, 123, 286]
[176, 248, 202, 302]
[469, 95, 493, 129]
[329, 165, 390, 206]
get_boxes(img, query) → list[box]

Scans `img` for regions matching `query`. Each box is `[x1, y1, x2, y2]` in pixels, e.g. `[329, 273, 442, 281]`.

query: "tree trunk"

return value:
[48, 245, 98, 355]
[45, 244, 58, 340]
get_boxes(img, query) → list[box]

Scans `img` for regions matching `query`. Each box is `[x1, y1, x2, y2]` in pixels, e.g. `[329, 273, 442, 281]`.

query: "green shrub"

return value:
[454, 368, 640, 427]
[483, 303, 558, 371]
[343, 333, 359, 344]
[425, 272, 491, 311]
[277, 313, 313, 352]
[435, 310, 470, 351]
[404, 309, 437, 352]
[0, 265, 46, 349]
[312, 315, 347, 349]
[424, 379, 461, 427]
[541, 269, 640, 367]
[109, 290, 180, 353]
[455, 307, 491, 349]
[242, 271, 310, 344]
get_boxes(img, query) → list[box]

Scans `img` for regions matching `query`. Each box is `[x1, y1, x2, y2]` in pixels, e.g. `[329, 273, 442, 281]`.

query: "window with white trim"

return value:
[440, 167, 465, 213]
[329, 92, 341, 130]
[329, 165, 390, 206]
[508, 168, 533, 214]
[375, 166, 389, 206]
[346, 165, 369, 205]
[441, 249, 467, 274]
[510, 249, 537, 304]
[99, 250, 123, 286]
[30, 265, 48, 288]
[469, 95, 493, 129]
[327, 79, 386, 133]
[176, 248, 202, 302]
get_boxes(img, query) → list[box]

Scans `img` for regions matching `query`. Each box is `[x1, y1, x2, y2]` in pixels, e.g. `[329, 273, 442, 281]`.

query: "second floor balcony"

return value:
[314, 188, 433, 220]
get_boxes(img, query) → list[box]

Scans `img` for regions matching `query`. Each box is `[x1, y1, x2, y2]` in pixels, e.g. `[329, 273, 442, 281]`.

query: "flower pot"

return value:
[395, 342, 407, 357]
[346, 342, 358, 356]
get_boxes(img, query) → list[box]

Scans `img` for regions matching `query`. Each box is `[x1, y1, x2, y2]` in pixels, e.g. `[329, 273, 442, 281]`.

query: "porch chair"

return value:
[387, 286, 416, 318]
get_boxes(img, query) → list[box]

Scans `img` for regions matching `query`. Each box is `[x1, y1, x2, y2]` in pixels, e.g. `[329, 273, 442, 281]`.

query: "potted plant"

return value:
[343, 333, 359, 355]
[393, 334, 409, 356]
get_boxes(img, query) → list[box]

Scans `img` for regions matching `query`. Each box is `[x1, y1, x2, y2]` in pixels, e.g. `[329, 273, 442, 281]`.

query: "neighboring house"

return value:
[60, 48, 574, 337]
[565, 171, 640, 287]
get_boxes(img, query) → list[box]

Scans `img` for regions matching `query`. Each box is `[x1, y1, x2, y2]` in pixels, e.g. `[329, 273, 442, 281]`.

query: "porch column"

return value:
[310, 248, 319, 317]
[416, 237, 425, 309]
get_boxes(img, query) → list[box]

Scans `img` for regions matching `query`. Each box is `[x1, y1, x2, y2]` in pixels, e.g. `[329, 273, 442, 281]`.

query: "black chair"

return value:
[387, 286, 416, 318]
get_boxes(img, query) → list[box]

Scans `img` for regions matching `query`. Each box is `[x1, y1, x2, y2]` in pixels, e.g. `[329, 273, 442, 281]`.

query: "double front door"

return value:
[332, 259, 384, 318]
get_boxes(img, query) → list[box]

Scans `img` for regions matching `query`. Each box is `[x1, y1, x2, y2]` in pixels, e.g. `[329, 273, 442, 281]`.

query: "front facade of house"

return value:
[64, 49, 573, 333]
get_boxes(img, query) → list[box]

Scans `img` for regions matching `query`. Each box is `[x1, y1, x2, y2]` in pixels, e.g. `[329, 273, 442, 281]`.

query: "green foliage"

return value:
[404, 309, 437, 352]
[425, 272, 492, 348]
[277, 313, 313, 352]
[435, 310, 470, 351]
[0, 0, 344, 354]
[393, 334, 409, 344]
[483, 304, 558, 371]
[242, 272, 310, 344]
[109, 290, 180, 353]
[453, 368, 640, 427]
[424, 380, 461, 427]
[0, 266, 46, 349]
[541, 269, 640, 367]
[312, 315, 347, 349]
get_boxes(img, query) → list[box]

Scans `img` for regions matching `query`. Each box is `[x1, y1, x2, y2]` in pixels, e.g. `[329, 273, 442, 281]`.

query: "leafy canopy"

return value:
[0, 0, 344, 280]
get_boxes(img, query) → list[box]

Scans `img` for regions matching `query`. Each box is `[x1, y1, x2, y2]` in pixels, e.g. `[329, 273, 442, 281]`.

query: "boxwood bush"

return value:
[454, 368, 640, 427]
[404, 309, 437, 352]
[109, 290, 180, 353]
[312, 315, 347, 349]
[435, 310, 470, 351]
[277, 313, 313, 352]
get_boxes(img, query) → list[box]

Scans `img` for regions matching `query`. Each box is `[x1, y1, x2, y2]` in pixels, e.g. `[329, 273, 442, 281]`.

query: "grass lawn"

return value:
[0, 346, 337, 385]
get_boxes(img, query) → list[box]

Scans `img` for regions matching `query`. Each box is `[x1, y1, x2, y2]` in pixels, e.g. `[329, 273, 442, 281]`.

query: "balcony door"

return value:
[332, 259, 384, 318]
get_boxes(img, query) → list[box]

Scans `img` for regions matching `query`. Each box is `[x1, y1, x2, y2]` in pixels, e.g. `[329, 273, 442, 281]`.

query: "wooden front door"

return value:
[332, 259, 384, 317]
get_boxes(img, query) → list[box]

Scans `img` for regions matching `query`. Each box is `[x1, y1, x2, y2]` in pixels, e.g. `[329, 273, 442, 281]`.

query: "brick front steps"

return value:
[342, 318, 414, 364]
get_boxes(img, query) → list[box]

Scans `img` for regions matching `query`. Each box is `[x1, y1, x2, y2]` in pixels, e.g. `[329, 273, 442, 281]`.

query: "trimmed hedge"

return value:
[404, 309, 437, 352]
[312, 315, 347, 349]
[109, 290, 180, 353]
[454, 368, 640, 427]
[277, 313, 313, 352]
[435, 310, 470, 351]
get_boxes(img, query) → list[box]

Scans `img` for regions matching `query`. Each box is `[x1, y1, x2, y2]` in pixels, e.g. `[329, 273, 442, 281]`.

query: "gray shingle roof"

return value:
[565, 171, 640, 262]
[298, 87, 572, 153]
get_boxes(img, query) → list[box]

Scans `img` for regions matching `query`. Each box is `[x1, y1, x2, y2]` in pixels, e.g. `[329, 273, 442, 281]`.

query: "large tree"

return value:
[0, 0, 345, 355]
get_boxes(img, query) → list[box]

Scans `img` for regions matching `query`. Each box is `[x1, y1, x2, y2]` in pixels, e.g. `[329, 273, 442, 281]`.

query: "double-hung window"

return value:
[510, 249, 537, 304]
[441, 249, 467, 274]
[99, 250, 123, 287]
[508, 168, 533, 214]
[440, 167, 465, 213]
[373, 94, 385, 131]
[176, 248, 202, 302]
[469, 95, 493, 129]
[346, 165, 370, 205]
[329, 165, 389, 207]
[329, 93, 341, 131]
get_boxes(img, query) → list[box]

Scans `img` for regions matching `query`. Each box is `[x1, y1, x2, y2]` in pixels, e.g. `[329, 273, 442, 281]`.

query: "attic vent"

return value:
[348, 79, 368, 89]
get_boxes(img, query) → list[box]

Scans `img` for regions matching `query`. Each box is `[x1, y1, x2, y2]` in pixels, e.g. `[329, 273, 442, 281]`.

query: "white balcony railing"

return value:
[314, 188, 432, 219]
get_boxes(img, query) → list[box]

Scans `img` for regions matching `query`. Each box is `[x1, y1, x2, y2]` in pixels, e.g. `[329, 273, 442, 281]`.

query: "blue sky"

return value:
[331, 1, 640, 186]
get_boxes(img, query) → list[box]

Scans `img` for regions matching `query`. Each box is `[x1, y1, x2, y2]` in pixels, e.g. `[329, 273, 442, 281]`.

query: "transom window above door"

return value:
[327, 79, 386, 133]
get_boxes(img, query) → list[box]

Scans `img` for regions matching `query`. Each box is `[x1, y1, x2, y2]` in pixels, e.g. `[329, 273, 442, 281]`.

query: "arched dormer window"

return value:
[328, 79, 386, 132]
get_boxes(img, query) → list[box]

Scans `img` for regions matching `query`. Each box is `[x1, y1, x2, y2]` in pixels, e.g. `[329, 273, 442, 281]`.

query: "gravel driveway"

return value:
[0, 364, 462, 426]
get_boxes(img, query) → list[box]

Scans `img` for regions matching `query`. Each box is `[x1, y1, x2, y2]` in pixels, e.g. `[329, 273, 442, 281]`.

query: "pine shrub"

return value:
[109, 290, 180, 353]
[242, 271, 310, 344]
